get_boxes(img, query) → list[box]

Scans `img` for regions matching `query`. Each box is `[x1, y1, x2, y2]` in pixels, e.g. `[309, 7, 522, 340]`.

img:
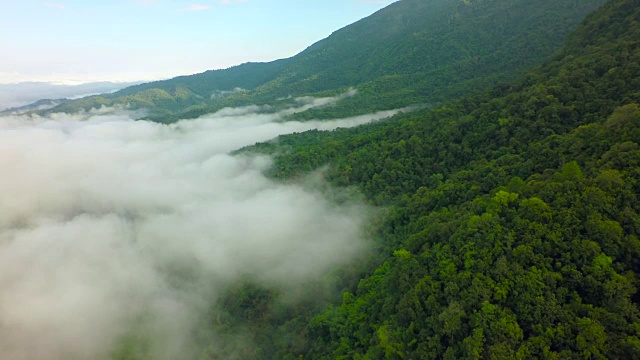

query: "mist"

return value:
[0, 95, 404, 359]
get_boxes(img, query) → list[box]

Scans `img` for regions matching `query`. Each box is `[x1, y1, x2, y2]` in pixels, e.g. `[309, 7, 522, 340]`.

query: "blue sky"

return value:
[0, 0, 397, 84]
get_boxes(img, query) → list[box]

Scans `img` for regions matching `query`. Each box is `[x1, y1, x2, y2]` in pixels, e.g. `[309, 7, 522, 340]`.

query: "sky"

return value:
[0, 0, 398, 85]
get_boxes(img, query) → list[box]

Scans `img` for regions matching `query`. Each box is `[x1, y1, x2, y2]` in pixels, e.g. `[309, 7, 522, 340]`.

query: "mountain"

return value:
[24, 0, 637, 358]
[204, 0, 640, 358]
[0, 81, 139, 112]
[48, 0, 606, 123]
[0, 98, 72, 115]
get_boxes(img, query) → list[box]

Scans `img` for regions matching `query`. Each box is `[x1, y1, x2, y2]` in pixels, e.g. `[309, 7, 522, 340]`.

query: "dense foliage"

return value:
[46, 0, 604, 124]
[212, 0, 640, 358]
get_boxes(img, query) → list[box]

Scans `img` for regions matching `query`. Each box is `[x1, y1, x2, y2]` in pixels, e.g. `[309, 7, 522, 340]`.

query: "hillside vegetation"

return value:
[210, 0, 640, 358]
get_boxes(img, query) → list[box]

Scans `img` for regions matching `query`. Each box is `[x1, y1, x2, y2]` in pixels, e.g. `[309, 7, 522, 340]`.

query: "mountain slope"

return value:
[209, 0, 640, 358]
[49, 0, 606, 123]
[0, 98, 71, 115]
[0, 81, 137, 112]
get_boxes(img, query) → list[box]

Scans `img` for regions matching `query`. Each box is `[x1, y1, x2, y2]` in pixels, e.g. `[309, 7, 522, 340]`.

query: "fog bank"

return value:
[0, 97, 402, 359]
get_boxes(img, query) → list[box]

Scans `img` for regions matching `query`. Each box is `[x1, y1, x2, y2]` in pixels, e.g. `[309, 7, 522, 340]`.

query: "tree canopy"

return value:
[215, 0, 640, 358]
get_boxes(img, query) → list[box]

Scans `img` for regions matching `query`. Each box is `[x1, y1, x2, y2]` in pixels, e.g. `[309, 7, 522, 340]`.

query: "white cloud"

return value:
[0, 94, 406, 359]
[179, 4, 213, 11]
[43, 2, 65, 9]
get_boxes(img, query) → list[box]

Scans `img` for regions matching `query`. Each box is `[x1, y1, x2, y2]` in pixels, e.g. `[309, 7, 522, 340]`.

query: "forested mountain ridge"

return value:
[208, 0, 640, 358]
[47, 0, 606, 123]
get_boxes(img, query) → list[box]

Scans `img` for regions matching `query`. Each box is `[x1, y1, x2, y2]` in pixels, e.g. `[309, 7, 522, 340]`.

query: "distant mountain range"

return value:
[0, 98, 72, 115]
[40, 0, 606, 123]
[0, 81, 140, 114]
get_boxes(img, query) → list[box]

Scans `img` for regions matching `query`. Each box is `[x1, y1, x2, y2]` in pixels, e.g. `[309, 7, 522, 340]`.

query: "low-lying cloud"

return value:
[0, 95, 404, 359]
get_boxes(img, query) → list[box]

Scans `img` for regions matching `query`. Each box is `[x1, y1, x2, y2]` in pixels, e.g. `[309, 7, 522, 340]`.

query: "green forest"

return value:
[206, 0, 640, 358]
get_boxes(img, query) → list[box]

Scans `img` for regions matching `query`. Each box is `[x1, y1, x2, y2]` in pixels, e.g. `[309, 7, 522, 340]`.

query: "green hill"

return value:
[206, 0, 640, 358]
[50, 0, 605, 123]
